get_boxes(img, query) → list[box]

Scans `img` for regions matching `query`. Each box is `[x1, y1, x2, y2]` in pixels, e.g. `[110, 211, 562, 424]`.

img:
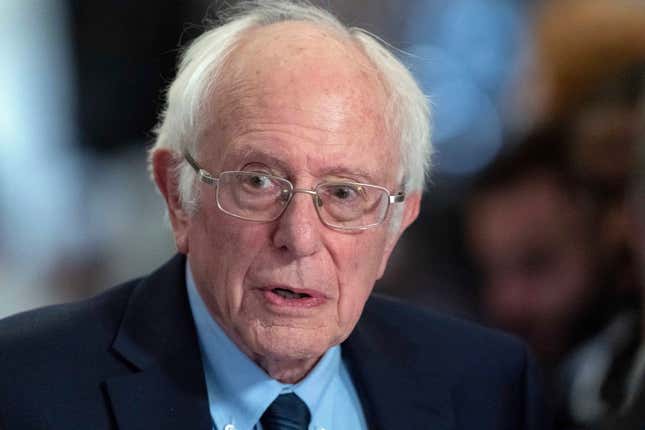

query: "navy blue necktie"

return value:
[260, 393, 311, 430]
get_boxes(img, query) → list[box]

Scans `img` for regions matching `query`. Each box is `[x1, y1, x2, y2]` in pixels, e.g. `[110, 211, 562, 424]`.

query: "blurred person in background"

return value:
[483, 1, 645, 426]
[467, 65, 645, 429]
[465, 126, 640, 428]
[559, 75, 645, 430]
[0, 1, 547, 429]
[553, 65, 645, 425]
[525, 0, 645, 305]
[563, 62, 645, 305]
[465, 127, 609, 369]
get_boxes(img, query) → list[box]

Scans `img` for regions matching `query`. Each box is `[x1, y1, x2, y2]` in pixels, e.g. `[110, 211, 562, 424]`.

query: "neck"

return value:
[255, 355, 320, 384]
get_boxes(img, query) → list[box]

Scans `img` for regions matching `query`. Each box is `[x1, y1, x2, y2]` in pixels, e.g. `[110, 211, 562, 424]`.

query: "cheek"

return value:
[190, 212, 269, 316]
[333, 232, 388, 326]
[201, 211, 269, 262]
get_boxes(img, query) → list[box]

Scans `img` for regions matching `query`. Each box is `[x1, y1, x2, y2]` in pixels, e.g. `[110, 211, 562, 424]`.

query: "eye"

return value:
[332, 186, 353, 199]
[245, 174, 272, 189]
[326, 184, 364, 201]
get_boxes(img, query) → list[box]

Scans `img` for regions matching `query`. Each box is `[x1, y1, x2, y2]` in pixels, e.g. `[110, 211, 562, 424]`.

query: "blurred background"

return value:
[1, 0, 644, 428]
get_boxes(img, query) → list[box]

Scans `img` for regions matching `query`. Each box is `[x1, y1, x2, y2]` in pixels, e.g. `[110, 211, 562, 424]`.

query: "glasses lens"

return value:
[217, 172, 291, 221]
[316, 183, 389, 229]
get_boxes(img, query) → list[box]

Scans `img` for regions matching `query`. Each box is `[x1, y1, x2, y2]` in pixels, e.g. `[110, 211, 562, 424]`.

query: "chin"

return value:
[250, 323, 336, 362]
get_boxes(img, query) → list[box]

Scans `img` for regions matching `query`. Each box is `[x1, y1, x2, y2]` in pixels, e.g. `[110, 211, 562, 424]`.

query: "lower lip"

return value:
[261, 289, 327, 308]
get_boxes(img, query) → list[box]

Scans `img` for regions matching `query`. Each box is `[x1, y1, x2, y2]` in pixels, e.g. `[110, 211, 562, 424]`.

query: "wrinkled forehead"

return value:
[199, 21, 395, 164]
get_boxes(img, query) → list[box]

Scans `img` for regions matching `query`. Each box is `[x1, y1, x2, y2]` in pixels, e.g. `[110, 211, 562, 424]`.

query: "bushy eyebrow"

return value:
[226, 146, 379, 184]
[318, 166, 376, 184]
[228, 147, 291, 173]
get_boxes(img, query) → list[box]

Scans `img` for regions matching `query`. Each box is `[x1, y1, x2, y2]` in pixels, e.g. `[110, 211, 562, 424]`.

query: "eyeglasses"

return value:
[184, 152, 405, 231]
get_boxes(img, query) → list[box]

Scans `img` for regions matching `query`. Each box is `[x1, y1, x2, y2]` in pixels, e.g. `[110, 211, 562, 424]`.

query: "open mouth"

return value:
[261, 286, 325, 308]
[271, 287, 311, 300]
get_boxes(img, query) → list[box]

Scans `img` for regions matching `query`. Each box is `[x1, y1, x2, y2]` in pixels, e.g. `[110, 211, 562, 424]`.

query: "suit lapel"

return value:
[105, 254, 211, 430]
[103, 257, 456, 429]
[342, 297, 456, 430]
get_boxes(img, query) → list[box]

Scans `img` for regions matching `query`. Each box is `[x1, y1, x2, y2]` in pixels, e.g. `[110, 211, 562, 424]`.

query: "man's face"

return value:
[467, 174, 593, 358]
[158, 23, 419, 368]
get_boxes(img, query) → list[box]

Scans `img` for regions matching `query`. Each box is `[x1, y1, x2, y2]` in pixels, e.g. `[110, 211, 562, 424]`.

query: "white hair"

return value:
[150, 0, 432, 214]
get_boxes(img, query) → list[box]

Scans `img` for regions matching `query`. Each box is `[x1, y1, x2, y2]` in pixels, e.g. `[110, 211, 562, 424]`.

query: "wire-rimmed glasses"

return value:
[184, 151, 405, 231]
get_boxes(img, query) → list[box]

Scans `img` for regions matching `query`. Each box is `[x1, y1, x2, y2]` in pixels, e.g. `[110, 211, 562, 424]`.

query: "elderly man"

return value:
[0, 1, 545, 429]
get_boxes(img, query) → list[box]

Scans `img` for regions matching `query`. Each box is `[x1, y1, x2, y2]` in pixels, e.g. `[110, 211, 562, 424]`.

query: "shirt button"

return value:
[224, 425, 235, 430]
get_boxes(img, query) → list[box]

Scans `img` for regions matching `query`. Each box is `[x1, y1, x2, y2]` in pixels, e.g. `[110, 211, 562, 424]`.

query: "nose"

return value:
[271, 189, 322, 257]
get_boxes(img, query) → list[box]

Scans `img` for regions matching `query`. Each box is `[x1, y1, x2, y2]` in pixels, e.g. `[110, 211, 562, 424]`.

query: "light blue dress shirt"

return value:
[185, 264, 368, 430]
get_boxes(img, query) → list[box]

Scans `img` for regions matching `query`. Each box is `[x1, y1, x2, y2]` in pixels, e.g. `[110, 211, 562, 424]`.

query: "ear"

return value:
[376, 191, 421, 279]
[152, 149, 191, 254]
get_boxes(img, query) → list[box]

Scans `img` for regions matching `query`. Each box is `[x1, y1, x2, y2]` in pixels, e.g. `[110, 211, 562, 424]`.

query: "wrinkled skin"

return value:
[153, 22, 420, 383]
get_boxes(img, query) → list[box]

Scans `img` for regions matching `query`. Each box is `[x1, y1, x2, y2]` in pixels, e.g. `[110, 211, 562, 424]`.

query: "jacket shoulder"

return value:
[357, 294, 547, 429]
[361, 293, 532, 375]
[0, 280, 138, 370]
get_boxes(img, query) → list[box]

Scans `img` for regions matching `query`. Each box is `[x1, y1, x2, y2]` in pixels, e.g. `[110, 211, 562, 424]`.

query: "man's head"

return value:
[149, 1, 431, 381]
[466, 128, 596, 361]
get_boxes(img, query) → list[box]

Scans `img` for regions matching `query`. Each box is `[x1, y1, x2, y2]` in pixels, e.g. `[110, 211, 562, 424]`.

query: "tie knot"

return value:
[260, 393, 311, 430]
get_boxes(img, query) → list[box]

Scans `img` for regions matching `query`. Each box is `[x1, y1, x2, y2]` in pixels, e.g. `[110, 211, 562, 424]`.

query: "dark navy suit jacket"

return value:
[0, 254, 548, 429]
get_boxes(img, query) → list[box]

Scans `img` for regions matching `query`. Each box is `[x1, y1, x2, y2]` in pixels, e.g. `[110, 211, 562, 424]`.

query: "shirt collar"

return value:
[185, 261, 340, 430]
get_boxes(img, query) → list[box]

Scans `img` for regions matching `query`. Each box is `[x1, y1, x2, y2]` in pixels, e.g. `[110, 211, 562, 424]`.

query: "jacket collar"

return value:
[105, 254, 212, 429]
[104, 254, 456, 429]
[342, 295, 456, 430]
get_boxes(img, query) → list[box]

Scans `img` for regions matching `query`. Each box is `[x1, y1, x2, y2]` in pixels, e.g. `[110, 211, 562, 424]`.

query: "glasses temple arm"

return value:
[183, 151, 217, 185]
